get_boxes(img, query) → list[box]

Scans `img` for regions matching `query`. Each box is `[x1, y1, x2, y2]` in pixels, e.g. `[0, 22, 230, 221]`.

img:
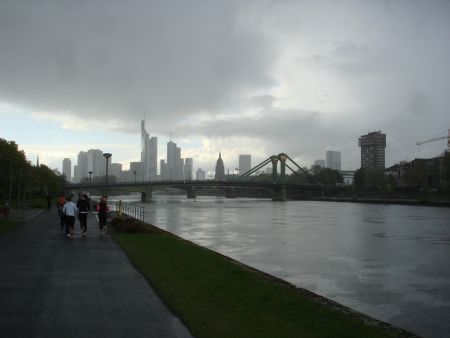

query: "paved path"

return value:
[0, 210, 193, 338]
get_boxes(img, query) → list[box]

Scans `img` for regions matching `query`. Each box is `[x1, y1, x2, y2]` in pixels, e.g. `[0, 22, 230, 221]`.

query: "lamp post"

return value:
[103, 153, 112, 195]
[88, 171, 93, 184]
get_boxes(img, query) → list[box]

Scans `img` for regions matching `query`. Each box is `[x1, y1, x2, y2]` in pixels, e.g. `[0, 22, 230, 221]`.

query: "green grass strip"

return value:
[0, 219, 20, 236]
[114, 231, 402, 338]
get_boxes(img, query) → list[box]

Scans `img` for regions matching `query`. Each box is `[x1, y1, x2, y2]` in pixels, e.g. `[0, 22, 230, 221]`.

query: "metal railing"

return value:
[114, 201, 144, 222]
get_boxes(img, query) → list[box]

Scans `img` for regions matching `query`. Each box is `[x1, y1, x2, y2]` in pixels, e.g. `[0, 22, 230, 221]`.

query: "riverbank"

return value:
[313, 196, 450, 207]
[112, 216, 419, 338]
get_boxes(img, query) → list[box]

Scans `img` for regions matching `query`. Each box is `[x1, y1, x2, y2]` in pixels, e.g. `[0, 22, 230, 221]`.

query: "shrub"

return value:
[110, 216, 163, 234]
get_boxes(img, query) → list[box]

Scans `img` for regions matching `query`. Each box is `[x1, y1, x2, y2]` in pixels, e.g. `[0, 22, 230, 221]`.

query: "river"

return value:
[110, 194, 450, 338]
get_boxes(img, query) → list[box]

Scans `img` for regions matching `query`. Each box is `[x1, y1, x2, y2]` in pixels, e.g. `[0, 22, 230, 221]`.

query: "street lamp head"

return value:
[103, 153, 112, 160]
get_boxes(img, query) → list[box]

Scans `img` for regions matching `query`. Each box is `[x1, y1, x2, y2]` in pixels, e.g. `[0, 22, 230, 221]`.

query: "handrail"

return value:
[115, 201, 144, 222]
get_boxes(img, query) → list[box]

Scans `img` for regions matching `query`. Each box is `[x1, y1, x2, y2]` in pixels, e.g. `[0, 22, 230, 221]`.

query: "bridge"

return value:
[65, 153, 327, 201]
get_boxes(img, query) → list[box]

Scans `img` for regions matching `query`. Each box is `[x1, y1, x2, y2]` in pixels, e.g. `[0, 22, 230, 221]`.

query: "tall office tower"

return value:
[166, 141, 183, 180]
[62, 158, 72, 182]
[167, 141, 177, 180]
[75, 151, 88, 183]
[196, 168, 206, 181]
[87, 149, 104, 177]
[184, 158, 193, 180]
[160, 160, 168, 180]
[110, 163, 123, 180]
[326, 150, 341, 170]
[358, 131, 386, 169]
[358, 131, 386, 186]
[314, 159, 326, 168]
[215, 153, 225, 180]
[238, 154, 251, 175]
[141, 120, 158, 180]
[148, 136, 158, 179]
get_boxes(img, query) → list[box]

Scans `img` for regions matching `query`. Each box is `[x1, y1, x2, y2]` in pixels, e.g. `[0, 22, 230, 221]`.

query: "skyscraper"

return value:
[238, 154, 251, 175]
[166, 140, 183, 180]
[358, 131, 386, 186]
[62, 158, 72, 182]
[326, 150, 341, 170]
[75, 151, 88, 183]
[141, 120, 158, 180]
[215, 153, 225, 180]
[184, 158, 193, 180]
[358, 131, 386, 169]
[87, 149, 104, 177]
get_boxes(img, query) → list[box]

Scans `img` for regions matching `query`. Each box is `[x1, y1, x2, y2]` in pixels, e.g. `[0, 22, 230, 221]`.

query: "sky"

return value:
[1, 0, 449, 175]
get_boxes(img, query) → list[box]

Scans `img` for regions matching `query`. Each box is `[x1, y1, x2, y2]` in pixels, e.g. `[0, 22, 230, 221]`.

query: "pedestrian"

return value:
[76, 193, 90, 237]
[62, 195, 78, 238]
[46, 193, 52, 211]
[56, 195, 66, 231]
[96, 196, 109, 234]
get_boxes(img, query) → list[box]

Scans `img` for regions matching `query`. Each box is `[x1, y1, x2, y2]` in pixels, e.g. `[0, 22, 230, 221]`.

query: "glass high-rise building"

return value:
[141, 120, 158, 180]
[326, 150, 341, 170]
[238, 154, 251, 176]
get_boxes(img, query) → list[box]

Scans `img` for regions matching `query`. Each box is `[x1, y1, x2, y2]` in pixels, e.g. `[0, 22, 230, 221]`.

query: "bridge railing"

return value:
[115, 201, 145, 222]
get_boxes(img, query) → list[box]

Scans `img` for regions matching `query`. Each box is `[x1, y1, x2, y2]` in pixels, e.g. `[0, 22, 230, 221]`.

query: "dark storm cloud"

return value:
[0, 0, 274, 131]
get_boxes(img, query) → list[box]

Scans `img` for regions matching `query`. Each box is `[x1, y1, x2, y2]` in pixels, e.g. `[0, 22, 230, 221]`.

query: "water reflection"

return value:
[110, 194, 450, 338]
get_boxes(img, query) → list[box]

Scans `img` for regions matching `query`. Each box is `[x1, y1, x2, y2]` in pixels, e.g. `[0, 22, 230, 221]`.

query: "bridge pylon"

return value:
[141, 187, 153, 202]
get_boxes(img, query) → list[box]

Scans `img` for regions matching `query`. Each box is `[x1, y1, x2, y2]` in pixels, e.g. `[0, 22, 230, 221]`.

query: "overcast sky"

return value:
[1, 0, 449, 175]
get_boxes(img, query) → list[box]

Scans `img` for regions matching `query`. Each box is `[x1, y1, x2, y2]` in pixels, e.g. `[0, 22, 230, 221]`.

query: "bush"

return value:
[110, 216, 163, 234]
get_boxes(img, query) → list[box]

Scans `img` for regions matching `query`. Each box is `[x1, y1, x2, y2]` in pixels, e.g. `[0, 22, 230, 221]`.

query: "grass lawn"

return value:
[114, 228, 408, 338]
[0, 219, 20, 236]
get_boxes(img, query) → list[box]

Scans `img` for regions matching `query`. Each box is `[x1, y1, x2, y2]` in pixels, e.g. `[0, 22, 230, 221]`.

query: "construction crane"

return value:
[416, 129, 450, 154]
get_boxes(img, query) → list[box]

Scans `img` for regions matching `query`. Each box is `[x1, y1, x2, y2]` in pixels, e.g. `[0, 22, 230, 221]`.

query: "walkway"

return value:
[0, 209, 193, 338]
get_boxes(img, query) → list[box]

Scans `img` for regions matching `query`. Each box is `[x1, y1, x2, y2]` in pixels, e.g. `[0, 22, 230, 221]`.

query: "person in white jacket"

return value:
[62, 195, 78, 238]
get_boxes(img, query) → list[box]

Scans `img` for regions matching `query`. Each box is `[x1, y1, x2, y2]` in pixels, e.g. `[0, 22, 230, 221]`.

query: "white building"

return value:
[87, 149, 104, 177]
[196, 168, 206, 181]
[239, 154, 251, 176]
[62, 158, 72, 182]
[326, 150, 341, 170]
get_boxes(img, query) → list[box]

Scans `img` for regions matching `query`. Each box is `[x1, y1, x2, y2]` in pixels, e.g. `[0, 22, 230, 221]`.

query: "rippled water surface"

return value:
[113, 195, 450, 338]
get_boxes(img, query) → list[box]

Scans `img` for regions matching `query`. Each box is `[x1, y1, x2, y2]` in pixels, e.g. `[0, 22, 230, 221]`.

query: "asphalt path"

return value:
[0, 210, 193, 338]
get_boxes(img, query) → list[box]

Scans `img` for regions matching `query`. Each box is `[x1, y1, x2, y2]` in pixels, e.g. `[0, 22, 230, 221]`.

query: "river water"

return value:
[111, 194, 450, 338]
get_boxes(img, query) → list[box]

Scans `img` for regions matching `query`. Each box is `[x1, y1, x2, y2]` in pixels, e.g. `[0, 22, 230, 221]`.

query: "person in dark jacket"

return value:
[96, 196, 109, 234]
[76, 193, 90, 237]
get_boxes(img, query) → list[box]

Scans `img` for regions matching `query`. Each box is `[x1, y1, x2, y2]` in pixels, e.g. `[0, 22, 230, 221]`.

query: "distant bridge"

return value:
[65, 179, 324, 201]
[65, 153, 327, 201]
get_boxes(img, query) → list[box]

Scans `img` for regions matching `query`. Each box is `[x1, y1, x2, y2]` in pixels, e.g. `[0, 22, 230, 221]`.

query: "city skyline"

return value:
[1, 1, 449, 173]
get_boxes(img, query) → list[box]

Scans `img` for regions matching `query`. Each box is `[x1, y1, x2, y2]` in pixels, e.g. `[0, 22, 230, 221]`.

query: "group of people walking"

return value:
[56, 193, 109, 238]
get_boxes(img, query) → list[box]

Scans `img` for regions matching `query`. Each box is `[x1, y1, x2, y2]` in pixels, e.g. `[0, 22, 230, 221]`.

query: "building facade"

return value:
[184, 158, 193, 180]
[358, 131, 386, 186]
[239, 154, 251, 176]
[196, 168, 206, 181]
[75, 151, 88, 183]
[326, 150, 341, 170]
[141, 120, 158, 180]
[314, 159, 326, 168]
[358, 131, 386, 169]
[62, 158, 72, 182]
